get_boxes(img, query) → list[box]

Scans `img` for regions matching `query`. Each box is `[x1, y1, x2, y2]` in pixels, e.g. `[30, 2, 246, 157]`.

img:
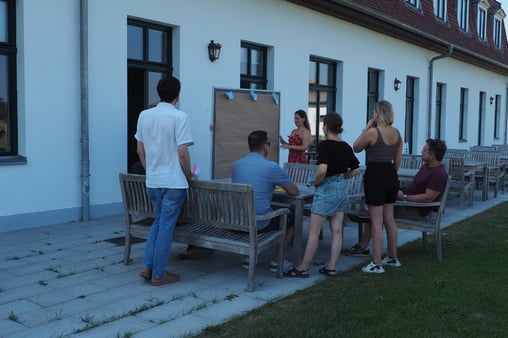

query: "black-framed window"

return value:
[366, 69, 380, 122]
[405, 77, 416, 154]
[434, 0, 447, 21]
[494, 95, 501, 139]
[127, 19, 172, 171]
[459, 87, 468, 142]
[457, 0, 469, 31]
[0, 0, 18, 159]
[477, 91, 486, 145]
[240, 42, 267, 89]
[435, 83, 444, 139]
[308, 56, 336, 156]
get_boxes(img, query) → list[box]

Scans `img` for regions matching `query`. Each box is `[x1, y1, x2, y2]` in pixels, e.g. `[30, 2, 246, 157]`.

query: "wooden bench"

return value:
[119, 173, 289, 292]
[346, 176, 451, 261]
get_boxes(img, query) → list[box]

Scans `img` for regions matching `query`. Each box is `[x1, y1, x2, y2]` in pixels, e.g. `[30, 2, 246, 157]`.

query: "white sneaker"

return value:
[361, 261, 385, 274]
[269, 259, 293, 273]
[381, 256, 401, 267]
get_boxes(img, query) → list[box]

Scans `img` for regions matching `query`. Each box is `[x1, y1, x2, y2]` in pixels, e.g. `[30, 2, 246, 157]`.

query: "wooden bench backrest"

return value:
[119, 173, 256, 232]
[119, 173, 153, 219]
[283, 163, 318, 184]
[444, 157, 466, 181]
[470, 145, 498, 152]
[400, 154, 413, 169]
[466, 151, 500, 168]
[179, 180, 256, 232]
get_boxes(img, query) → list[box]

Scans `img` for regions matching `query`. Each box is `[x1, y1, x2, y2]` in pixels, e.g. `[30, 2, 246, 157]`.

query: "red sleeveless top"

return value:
[288, 133, 309, 164]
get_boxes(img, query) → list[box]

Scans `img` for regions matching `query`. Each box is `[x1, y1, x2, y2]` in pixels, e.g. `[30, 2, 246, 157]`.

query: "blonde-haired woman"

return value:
[353, 100, 403, 273]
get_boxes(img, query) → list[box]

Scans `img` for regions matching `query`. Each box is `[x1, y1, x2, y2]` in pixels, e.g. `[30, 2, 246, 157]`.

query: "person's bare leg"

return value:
[326, 211, 344, 270]
[368, 205, 384, 265]
[383, 203, 398, 258]
[295, 213, 327, 270]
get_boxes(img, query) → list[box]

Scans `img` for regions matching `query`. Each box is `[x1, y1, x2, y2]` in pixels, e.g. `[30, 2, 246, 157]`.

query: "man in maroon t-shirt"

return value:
[343, 138, 448, 257]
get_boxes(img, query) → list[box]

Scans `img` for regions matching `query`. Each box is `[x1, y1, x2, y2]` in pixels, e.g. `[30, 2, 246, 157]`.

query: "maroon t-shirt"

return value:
[403, 163, 448, 217]
[405, 163, 448, 198]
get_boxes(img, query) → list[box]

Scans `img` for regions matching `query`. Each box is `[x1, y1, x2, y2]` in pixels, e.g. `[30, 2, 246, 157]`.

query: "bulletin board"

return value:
[213, 88, 280, 179]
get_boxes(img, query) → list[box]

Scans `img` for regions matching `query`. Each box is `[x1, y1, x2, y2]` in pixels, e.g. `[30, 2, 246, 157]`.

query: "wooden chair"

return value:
[283, 163, 318, 184]
[470, 145, 498, 152]
[400, 154, 413, 169]
[411, 155, 424, 169]
[467, 151, 505, 198]
[444, 157, 474, 209]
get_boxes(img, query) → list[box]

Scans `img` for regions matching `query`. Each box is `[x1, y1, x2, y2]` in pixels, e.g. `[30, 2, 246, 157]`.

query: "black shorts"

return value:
[364, 162, 398, 206]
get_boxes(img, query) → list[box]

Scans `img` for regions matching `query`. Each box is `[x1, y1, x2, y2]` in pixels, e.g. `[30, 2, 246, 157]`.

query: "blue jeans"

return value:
[143, 188, 186, 279]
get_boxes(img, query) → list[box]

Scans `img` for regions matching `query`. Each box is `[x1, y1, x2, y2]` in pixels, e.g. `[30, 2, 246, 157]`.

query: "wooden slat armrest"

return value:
[256, 207, 290, 221]
[395, 200, 440, 208]
[464, 170, 475, 179]
[270, 202, 291, 209]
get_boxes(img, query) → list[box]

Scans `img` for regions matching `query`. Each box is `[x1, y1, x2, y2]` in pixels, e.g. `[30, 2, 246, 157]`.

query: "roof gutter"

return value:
[80, 0, 90, 221]
[428, 45, 454, 139]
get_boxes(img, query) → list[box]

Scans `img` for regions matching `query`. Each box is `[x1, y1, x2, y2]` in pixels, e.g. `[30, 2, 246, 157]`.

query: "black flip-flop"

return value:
[319, 267, 337, 277]
[284, 267, 310, 278]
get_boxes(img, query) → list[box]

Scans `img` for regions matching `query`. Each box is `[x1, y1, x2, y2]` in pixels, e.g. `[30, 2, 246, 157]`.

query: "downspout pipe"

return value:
[80, 0, 90, 221]
[427, 44, 453, 139]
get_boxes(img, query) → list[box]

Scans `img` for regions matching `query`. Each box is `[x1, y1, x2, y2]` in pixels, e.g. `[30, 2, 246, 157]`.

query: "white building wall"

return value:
[1, 0, 506, 231]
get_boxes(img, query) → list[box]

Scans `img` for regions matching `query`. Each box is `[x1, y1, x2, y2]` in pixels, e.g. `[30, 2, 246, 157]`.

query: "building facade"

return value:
[1, 0, 507, 231]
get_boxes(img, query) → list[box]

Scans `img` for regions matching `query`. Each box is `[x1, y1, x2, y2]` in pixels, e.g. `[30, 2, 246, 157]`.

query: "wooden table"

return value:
[271, 183, 314, 265]
[464, 160, 488, 201]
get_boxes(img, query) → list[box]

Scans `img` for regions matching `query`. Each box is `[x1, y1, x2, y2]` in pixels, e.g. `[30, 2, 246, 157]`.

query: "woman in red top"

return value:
[279, 110, 311, 163]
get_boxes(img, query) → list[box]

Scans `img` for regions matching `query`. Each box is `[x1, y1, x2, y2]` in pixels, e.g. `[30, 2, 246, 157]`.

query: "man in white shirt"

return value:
[135, 76, 194, 286]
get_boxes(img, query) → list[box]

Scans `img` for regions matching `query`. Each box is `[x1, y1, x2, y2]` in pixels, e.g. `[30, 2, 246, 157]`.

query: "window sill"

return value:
[0, 155, 28, 165]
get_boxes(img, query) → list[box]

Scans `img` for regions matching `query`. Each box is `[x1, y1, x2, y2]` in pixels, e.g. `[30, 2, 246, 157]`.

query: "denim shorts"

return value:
[311, 174, 349, 216]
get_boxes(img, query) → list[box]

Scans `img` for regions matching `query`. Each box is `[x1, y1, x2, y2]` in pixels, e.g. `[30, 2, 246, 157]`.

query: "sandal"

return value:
[284, 267, 309, 278]
[319, 267, 337, 277]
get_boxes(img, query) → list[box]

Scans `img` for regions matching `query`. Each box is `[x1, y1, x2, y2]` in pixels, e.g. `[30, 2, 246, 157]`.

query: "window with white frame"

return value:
[477, 1, 490, 41]
[457, 0, 469, 31]
[493, 9, 505, 49]
[494, 17, 502, 49]
[434, 0, 447, 21]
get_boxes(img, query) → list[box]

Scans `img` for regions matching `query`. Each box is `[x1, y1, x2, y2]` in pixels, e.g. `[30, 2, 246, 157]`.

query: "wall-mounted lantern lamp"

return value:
[394, 78, 402, 91]
[208, 40, 222, 62]
[490, 96, 494, 105]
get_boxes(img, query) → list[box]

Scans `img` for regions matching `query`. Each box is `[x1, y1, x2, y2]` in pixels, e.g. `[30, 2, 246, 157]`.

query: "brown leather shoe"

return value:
[150, 272, 180, 286]
[139, 267, 152, 280]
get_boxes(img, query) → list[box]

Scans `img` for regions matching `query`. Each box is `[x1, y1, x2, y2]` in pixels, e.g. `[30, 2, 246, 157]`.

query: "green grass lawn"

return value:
[198, 202, 508, 337]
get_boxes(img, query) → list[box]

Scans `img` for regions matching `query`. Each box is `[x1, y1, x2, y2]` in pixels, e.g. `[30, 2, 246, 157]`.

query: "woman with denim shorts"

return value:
[285, 112, 360, 278]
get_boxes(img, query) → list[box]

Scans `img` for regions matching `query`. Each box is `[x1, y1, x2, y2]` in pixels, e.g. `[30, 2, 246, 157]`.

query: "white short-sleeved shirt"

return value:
[135, 102, 193, 188]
